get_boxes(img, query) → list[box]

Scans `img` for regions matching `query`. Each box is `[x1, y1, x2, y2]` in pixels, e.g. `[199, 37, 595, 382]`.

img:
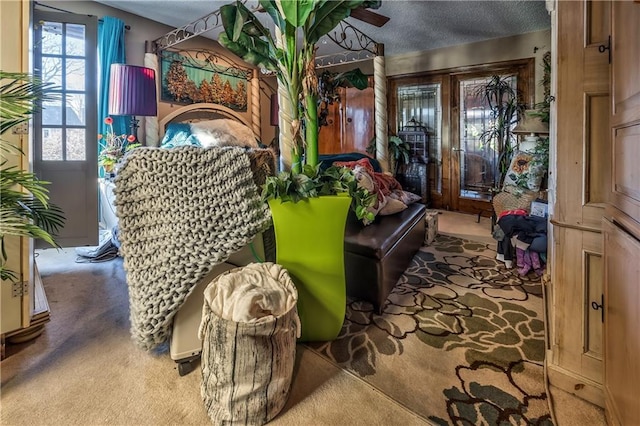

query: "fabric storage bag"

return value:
[199, 262, 299, 425]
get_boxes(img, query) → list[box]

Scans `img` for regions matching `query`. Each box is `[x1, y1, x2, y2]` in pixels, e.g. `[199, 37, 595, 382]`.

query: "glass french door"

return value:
[390, 59, 534, 215]
[451, 66, 532, 216]
[33, 10, 99, 247]
[393, 77, 446, 208]
[457, 75, 517, 198]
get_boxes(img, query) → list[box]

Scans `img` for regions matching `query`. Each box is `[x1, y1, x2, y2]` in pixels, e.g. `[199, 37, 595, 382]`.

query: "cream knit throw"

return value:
[114, 146, 271, 351]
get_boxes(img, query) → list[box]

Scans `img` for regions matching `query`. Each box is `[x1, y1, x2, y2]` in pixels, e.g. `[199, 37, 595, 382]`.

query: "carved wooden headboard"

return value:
[159, 103, 253, 138]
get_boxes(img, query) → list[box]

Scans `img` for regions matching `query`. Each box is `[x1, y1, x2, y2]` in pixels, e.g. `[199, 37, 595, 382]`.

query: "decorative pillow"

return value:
[352, 165, 386, 224]
[319, 153, 382, 172]
[334, 157, 376, 174]
[160, 123, 200, 148]
[502, 151, 545, 191]
[388, 189, 421, 206]
[190, 119, 259, 148]
[379, 197, 408, 216]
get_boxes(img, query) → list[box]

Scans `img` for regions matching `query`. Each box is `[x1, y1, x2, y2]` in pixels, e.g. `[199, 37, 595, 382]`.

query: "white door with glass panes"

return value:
[33, 11, 99, 247]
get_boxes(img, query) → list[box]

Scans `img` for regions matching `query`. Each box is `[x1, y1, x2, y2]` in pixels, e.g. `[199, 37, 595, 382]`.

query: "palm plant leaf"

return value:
[0, 71, 58, 135]
[0, 209, 59, 247]
[1, 71, 65, 281]
[1, 163, 52, 207]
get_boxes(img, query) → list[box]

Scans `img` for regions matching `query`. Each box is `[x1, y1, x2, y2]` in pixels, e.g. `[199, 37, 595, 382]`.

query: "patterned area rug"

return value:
[307, 234, 552, 425]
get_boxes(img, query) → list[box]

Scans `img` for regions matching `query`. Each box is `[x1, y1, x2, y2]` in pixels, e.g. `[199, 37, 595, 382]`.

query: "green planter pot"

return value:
[268, 195, 351, 342]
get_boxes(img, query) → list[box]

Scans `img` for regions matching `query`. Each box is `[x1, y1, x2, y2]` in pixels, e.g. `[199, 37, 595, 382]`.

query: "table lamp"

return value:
[108, 64, 157, 142]
[512, 110, 549, 152]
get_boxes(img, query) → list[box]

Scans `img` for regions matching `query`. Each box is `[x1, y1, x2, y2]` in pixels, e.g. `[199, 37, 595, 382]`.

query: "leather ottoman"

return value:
[344, 203, 427, 313]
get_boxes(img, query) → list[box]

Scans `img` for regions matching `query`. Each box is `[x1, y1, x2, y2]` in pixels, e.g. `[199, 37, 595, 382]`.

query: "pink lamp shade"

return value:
[108, 64, 157, 117]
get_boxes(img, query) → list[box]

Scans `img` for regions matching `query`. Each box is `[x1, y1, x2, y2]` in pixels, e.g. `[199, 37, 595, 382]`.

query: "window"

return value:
[396, 83, 442, 192]
[459, 75, 517, 196]
[34, 19, 93, 162]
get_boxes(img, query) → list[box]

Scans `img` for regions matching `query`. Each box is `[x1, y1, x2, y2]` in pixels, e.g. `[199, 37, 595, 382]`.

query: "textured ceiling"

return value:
[95, 0, 551, 57]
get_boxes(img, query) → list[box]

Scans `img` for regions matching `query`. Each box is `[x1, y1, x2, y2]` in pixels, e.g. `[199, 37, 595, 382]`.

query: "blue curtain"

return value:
[98, 17, 127, 138]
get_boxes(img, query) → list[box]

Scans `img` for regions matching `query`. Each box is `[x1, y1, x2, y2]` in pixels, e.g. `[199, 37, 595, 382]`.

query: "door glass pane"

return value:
[42, 100, 62, 125]
[42, 57, 62, 86]
[42, 128, 63, 160]
[67, 129, 86, 160]
[396, 83, 442, 193]
[66, 59, 85, 90]
[66, 94, 85, 125]
[66, 24, 85, 56]
[459, 75, 517, 198]
[41, 22, 62, 54]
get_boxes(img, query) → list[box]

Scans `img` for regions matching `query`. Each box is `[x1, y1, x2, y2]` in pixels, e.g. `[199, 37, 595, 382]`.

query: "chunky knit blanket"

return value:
[114, 146, 271, 351]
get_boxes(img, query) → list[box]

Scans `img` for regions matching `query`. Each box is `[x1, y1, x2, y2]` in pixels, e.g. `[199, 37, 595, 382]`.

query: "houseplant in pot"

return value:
[98, 116, 140, 177]
[1, 71, 65, 282]
[219, 0, 380, 341]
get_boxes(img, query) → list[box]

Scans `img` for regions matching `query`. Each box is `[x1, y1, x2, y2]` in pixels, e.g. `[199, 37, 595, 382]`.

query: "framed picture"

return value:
[159, 49, 252, 111]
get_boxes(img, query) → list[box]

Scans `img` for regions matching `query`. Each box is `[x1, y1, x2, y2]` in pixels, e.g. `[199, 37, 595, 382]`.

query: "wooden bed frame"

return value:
[158, 103, 254, 139]
[148, 5, 390, 170]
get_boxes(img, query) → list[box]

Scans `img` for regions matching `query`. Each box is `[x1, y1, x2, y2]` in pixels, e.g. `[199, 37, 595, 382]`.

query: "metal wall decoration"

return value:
[159, 49, 252, 111]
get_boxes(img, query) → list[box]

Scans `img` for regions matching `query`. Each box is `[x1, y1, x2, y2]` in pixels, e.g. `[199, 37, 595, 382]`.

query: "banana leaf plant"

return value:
[218, 0, 380, 173]
[1, 71, 65, 282]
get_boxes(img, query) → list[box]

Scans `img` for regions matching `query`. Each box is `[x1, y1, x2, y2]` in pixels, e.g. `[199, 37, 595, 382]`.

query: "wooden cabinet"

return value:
[548, 0, 609, 406]
[552, 1, 640, 417]
[603, 1, 640, 424]
[318, 86, 375, 155]
[602, 218, 640, 425]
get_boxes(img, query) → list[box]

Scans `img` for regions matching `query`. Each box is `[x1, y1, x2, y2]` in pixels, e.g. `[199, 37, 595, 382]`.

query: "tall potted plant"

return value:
[219, 0, 379, 341]
[476, 75, 524, 189]
[1, 71, 65, 282]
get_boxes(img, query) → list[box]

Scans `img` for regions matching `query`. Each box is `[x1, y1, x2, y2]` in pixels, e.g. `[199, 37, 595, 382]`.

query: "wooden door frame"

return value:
[388, 58, 535, 213]
[450, 59, 535, 214]
[32, 10, 99, 248]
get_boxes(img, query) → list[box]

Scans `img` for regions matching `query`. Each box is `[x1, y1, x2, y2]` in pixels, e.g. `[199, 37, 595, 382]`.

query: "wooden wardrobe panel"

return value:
[318, 86, 375, 155]
[344, 87, 375, 154]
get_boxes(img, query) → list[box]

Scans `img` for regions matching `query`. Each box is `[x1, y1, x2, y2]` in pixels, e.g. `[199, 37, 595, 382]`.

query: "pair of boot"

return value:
[516, 248, 544, 276]
[496, 252, 513, 269]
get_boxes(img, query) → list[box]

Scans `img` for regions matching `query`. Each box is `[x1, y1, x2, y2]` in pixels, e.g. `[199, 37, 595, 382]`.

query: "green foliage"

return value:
[530, 52, 552, 174]
[318, 68, 369, 126]
[366, 134, 411, 176]
[475, 75, 525, 188]
[0, 71, 65, 282]
[0, 71, 58, 137]
[531, 51, 551, 125]
[262, 165, 376, 223]
[388, 135, 411, 174]
[219, 0, 370, 172]
[531, 136, 549, 171]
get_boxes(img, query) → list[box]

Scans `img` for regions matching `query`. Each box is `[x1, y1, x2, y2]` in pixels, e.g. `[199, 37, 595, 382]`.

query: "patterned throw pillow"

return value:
[160, 123, 199, 148]
[502, 151, 545, 191]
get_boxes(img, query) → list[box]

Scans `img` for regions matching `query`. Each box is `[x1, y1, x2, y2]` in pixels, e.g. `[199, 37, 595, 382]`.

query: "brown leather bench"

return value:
[344, 203, 427, 313]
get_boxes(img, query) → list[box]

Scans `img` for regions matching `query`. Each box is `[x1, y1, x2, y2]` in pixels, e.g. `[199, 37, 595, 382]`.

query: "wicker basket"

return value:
[492, 185, 538, 216]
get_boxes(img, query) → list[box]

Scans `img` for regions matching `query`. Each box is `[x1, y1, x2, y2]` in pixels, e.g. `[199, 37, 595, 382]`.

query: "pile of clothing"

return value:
[493, 209, 547, 276]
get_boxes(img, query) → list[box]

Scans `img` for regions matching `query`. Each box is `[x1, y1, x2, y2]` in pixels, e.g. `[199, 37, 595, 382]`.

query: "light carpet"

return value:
[1, 232, 604, 425]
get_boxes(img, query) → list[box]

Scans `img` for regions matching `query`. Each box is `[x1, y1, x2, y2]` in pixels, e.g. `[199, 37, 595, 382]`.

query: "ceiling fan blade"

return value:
[349, 7, 390, 27]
